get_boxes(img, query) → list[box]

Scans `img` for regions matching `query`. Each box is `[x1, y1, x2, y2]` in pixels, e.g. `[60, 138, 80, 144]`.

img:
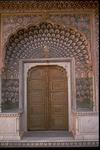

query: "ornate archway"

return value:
[2, 22, 93, 110]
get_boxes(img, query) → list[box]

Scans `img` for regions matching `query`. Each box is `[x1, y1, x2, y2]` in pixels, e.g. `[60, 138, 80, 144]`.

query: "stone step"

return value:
[22, 131, 74, 140]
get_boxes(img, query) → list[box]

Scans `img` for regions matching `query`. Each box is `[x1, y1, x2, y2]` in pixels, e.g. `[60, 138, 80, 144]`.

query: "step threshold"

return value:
[22, 131, 74, 141]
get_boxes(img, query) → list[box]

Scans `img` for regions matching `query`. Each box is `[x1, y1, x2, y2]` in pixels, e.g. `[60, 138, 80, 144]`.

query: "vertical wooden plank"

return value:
[27, 67, 46, 130]
[49, 66, 68, 130]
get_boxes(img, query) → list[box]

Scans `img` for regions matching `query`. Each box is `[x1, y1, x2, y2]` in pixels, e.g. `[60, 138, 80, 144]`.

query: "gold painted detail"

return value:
[43, 45, 49, 58]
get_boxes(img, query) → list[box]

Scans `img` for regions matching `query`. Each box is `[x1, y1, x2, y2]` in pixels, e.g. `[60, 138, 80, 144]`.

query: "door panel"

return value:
[49, 66, 68, 130]
[30, 80, 46, 89]
[27, 65, 68, 131]
[50, 80, 66, 91]
[27, 67, 46, 130]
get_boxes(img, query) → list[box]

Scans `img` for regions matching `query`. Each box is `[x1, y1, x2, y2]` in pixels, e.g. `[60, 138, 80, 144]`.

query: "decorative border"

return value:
[0, 111, 22, 117]
[19, 58, 76, 132]
[0, 141, 99, 147]
[73, 111, 98, 116]
[0, 0, 98, 12]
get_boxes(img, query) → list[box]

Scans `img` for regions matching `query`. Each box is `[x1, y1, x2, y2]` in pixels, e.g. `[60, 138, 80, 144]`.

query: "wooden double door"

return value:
[27, 65, 68, 131]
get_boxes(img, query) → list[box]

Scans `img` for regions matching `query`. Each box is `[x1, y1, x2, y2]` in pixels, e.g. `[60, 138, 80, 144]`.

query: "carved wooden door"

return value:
[27, 67, 47, 130]
[48, 66, 68, 130]
[27, 65, 68, 131]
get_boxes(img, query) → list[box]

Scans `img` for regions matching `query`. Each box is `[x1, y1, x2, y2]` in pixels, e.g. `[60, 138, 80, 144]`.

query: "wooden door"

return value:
[48, 66, 68, 130]
[27, 65, 68, 131]
[27, 67, 47, 130]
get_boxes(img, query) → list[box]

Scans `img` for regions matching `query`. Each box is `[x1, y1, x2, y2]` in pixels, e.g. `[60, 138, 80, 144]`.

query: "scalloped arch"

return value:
[4, 21, 92, 78]
[2, 21, 94, 110]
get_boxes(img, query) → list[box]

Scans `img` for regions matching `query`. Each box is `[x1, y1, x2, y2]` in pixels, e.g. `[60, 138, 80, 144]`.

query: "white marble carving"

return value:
[72, 112, 99, 140]
[0, 112, 22, 140]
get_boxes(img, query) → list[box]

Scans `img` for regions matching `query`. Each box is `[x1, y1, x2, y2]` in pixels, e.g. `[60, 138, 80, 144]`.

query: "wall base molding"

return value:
[0, 141, 99, 147]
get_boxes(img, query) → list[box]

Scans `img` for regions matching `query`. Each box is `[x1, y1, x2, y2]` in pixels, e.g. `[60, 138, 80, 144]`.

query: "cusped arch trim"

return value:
[3, 21, 92, 70]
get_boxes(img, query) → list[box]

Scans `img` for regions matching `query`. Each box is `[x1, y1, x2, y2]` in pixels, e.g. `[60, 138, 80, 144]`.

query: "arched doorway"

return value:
[27, 65, 68, 131]
[3, 22, 93, 112]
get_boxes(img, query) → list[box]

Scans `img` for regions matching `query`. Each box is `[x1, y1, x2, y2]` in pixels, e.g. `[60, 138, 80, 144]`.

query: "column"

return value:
[0, 72, 2, 112]
[0, 14, 2, 112]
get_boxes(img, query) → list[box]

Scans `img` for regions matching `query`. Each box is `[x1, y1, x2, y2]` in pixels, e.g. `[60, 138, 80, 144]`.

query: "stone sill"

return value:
[72, 111, 98, 116]
[0, 109, 23, 117]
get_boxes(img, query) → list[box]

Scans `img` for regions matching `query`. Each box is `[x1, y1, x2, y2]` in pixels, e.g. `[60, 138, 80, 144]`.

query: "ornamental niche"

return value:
[2, 22, 93, 110]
